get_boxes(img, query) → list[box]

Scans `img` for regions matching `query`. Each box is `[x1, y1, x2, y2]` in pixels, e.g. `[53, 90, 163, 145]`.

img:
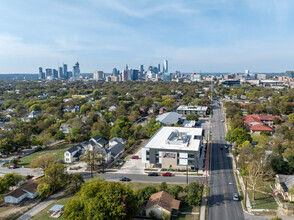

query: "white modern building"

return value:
[176, 105, 208, 117]
[142, 127, 203, 171]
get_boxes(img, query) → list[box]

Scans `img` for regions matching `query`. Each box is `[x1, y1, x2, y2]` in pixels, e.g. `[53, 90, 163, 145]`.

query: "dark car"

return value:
[148, 172, 159, 176]
[162, 172, 172, 177]
[15, 156, 22, 159]
[8, 165, 18, 169]
[120, 177, 131, 182]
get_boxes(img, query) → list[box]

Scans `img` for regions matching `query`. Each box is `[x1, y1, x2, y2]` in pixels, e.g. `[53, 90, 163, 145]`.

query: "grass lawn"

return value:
[32, 196, 75, 220]
[5, 143, 73, 168]
[248, 190, 277, 210]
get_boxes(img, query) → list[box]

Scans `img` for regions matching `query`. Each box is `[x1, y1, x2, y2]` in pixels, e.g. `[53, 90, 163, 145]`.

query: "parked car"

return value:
[120, 177, 131, 182]
[162, 172, 172, 177]
[15, 156, 22, 159]
[148, 172, 159, 176]
[131, 155, 139, 159]
[8, 165, 18, 169]
[233, 193, 239, 201]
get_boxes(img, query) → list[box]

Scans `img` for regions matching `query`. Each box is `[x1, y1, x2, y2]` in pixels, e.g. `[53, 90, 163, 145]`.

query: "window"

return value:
[146, 150, 150, 161]
[188, 153, 195, 159]
[188, 160, 195, 165]
[66, 158, 69, 161]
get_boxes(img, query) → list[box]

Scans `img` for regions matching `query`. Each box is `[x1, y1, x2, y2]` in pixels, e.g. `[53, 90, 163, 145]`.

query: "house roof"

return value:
[250, 124, 273, 132]
[156, 112, 182, 125]
[109, 142, 125, 157]
[91, 135, 108, 145]
[66, 144, 82, 153]
[276, 175, 294, 192]
[146, 191, 180, 212]
[49, 204, 64, 212]
[6, 180, 39, 198]
[244, 115, 280, 124]
[109, 137, 126, 144]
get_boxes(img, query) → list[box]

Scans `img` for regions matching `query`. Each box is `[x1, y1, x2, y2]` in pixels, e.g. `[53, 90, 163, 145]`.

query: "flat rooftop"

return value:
[143, 127, 202, 152]
[177, 105, 208, 111]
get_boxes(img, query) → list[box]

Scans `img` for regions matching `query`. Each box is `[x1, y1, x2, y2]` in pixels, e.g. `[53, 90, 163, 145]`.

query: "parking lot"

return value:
[116, 148, 146, 174]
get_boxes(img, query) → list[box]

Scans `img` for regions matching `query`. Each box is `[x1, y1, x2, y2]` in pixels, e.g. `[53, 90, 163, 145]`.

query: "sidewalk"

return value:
[17, 191, 65, 220]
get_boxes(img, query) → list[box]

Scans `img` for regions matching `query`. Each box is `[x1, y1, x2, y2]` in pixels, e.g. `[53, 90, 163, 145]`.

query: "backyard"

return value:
[4, 143, 73, 168]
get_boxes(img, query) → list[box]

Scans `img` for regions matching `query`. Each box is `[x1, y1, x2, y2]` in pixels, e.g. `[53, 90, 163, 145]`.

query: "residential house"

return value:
[148, 106, 158, 115]
[59, 123, 72, 135]
[156, 112, 182, 126]
[64, 143, 85, 163]
[139, 106, 148, 114]
[146, 191, 180, 219]
[275, 175, 294, 201]
[4, 180, 39, 204]
[243, 115, 281, 134]
[108, 138, 126, 160]
[159, 107, 167, 114]
[63, 105, 80, 113]
[28, 111, 40, 119]
[90, 135, 108, 148]
[109, 105, 118, 112]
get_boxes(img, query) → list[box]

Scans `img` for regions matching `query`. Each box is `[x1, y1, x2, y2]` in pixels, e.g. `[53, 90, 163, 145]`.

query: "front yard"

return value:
[4, 143, 73, 168]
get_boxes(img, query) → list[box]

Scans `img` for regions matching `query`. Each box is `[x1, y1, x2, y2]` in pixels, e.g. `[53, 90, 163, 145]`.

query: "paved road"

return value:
[208, 99, 245, 220]
[81, 172, 203, 184]
[17, 191, 65, 220]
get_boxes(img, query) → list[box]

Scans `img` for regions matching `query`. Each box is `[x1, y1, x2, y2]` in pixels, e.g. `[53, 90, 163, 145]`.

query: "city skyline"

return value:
[1, 0, 294, 73]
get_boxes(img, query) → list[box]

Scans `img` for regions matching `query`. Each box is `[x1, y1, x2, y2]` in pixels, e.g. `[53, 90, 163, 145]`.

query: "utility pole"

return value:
[245, 176, 248, 209]
[186, 165, 188, 184]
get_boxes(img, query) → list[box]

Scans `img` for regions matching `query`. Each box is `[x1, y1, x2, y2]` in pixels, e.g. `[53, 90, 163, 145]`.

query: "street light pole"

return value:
[245, 176, 248, 209]
[186, 165, 188, 184]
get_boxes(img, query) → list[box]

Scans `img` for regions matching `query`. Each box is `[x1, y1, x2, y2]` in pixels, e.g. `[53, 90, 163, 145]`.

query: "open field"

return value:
[4, 143, 73, 168]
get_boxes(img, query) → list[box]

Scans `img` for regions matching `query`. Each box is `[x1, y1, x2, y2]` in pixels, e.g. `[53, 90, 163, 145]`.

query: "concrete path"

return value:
[17, 191, 65, 220]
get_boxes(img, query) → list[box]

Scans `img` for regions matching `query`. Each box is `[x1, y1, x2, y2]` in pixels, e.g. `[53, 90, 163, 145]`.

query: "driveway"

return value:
[116, 148, 145, 174]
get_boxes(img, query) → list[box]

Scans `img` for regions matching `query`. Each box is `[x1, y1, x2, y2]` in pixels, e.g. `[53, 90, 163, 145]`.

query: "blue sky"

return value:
[0, 0, 294, 73]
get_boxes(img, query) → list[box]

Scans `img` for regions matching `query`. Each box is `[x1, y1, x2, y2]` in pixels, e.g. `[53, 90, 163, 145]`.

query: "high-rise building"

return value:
[93, 71, 105, 81]
[58, 67, 63, 79]
[122, 70, 128, 81]
[140, 65, 144, 74]
[163, 73, 171, 82]
[130, 69, 139, 80]
[112, 68, 118, 76]
[73, 62, 80, 79]
[125, 64, 128, 71]
[163, 60, 168, 73]
[39, 67, 45, 80]
[63, 64, 68, 79]
[53, 69, 58, 79]
[158, 64, 161, 72]
[45, 68, 52, 78]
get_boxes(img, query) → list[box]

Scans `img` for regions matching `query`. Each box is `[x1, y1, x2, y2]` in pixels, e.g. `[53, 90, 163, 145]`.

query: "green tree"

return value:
[167, 185, 183, 199]
[63, 178, 139, 220]
[184, 182, 203, 206]
[137, 186, 158, 201]
[38, 163, 66, 198]
[159, 182, 168, 191]
[186, 113, 199, 121]
[30, 153, 56, 170]
[65, 173, 84, 195]
[226, 128, 252, 145]
[146, 118, 162, 138]
[289, 113, 294, 122]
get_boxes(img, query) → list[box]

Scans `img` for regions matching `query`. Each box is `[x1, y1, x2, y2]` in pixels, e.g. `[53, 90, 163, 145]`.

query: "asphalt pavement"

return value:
[208, 100, 245, 220]
[81, 172, 203, 184]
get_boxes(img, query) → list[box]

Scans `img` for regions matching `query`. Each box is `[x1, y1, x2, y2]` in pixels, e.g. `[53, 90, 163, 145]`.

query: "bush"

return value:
[185, 182, 203, 206]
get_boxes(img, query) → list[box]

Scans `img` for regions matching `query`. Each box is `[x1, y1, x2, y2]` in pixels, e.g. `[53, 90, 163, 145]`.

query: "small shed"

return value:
[48, 204, 64, 218]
